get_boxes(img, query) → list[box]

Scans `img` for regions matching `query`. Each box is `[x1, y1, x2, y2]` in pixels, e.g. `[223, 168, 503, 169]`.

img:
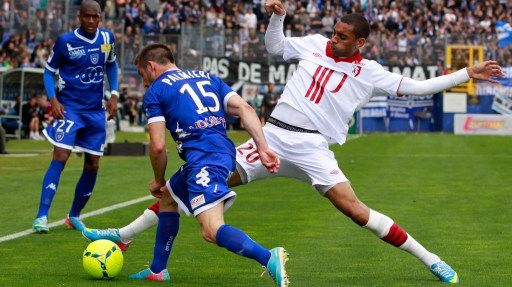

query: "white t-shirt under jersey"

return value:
[271, 34, 403, 145]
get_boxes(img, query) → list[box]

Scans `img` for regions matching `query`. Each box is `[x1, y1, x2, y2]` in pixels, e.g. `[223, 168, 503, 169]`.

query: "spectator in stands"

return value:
[262, 83, 280, 123]
[0, 123, 6, 154]
[22, 95, 41, 140]
[37, 94, 53, 129]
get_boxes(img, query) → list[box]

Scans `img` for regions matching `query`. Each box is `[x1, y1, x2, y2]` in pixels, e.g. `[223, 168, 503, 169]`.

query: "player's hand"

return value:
[258, 147, 280, 173]
[265, 0, 285, 16]
[149, 179, 166, 198]
[106, 95, 118, 120]
[467, 60, 505, 83]
[49, 97, 66, 119]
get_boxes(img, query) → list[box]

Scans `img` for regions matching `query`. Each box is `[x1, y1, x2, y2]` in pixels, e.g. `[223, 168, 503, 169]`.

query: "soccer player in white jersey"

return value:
[83, 0, 504, 283]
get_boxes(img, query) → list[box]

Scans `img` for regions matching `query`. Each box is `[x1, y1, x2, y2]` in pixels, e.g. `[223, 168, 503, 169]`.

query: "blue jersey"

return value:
[143, 69, 237, 164]
[46, 28, 116, 112]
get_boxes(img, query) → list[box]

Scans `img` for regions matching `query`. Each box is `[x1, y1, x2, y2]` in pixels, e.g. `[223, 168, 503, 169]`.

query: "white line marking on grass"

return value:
[0, 153, 39, 157]
[0, 195, 154, 244]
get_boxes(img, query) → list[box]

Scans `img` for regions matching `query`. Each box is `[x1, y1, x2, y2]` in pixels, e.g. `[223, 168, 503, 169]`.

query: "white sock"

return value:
[400, 235, 441, 267]
[119, 209, 159, 242]
[364, 209, 441, 268]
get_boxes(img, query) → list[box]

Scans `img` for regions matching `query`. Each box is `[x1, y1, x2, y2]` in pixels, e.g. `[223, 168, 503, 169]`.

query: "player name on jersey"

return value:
[162, 70, 212, 86]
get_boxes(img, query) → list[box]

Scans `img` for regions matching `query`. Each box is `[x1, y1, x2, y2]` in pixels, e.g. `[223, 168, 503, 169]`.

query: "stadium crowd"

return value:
[0, 0, 511, 134]
[1, 0, 511, 69]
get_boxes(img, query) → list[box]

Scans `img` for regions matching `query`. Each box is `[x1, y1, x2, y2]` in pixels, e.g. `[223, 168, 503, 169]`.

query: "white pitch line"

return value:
[0, 195, 154, 243]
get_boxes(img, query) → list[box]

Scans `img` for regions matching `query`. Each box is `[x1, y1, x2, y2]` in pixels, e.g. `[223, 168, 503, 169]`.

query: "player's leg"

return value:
[324, 182, 459, 283]
[82, 201, 159, 251]
[118, 201, 159, 241]
[33, 146, 71, 233]
[84, 160, 251, 247]
[129, 186, 179, 281]
[66, 153, 100, 231]
[67, 111, 106, 231]
[197, 203, 289, 287]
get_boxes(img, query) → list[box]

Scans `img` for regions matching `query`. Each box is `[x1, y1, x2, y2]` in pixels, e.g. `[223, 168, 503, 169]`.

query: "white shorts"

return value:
[235, 124, 348, 195]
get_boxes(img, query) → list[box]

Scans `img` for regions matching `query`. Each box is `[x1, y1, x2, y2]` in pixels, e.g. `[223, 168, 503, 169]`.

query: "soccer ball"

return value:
[82, 239, 123, 279]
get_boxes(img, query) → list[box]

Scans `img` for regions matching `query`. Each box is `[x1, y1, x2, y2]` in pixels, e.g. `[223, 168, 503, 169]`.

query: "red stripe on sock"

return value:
[382, 223, 408, 247]
[148, 201, 160, 214]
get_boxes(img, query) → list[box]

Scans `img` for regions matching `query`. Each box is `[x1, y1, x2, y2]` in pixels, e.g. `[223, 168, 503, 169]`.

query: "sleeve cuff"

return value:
[148, 116, 166, 124]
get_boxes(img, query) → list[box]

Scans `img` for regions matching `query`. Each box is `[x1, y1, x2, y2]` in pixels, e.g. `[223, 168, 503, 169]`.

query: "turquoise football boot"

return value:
[82, 228, 132, 251]
[430, 261, 459, 283]
[129, 268, 170, 281]
[65, 215, 86, 231]
[32, 216, 49, 233]
[82, 228, 122, 242]
[265, 247, 290, 287]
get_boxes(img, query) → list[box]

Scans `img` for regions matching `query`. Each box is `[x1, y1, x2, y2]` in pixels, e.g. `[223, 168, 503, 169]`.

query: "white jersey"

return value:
[272, 34, 403, 144]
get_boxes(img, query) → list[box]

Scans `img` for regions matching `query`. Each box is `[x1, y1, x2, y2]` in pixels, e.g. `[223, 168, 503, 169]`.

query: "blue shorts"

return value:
[43, 111, 106, 156]
[166, 154, 237, 216]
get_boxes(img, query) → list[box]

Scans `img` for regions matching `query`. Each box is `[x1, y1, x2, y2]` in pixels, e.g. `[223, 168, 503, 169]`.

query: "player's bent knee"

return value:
[159, 196, 178, 212]
[200, 227, 217, 243]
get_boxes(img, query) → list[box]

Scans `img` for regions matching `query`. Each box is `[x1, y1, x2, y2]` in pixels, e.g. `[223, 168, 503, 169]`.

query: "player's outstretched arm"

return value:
[467, 60, 504, 83]
[227, 95, 280, 173]
[264, 1, 286, 56]
[265, 0, 285, 16]
[397, 60, 504, 96]
[148, 121, 167, 198]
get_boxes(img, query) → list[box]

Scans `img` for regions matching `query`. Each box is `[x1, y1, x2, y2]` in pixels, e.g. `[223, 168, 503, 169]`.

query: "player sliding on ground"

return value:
[83, 1, 504, 284]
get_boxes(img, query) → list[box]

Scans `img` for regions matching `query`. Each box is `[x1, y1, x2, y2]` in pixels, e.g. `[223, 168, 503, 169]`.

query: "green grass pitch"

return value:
[0, 132, 511, 286]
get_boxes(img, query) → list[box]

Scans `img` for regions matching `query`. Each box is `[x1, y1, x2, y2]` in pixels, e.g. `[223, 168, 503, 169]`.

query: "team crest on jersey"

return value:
[352, 64, 362, 77]
[90, 53, 99, 64]
[55, 130, 65, 142]
[67, 43, 86, 59]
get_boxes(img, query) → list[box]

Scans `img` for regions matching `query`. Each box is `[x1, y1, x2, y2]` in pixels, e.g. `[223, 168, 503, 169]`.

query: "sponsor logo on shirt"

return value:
[194, 116, 226, 129]
[175, 122, 190, 138]
[190, 194, 206, 209]
[67, 43, 86, 59]
[330, 169, 340, 175]
[313, 52, 322, 58]
[76, 66, 104, 84]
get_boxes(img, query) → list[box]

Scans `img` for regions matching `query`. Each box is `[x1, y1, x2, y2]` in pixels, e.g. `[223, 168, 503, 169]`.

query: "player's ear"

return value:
[355, 37, 366, 49]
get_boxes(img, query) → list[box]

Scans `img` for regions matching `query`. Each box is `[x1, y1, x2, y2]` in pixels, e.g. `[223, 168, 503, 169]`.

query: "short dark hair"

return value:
[338, 13, 370, 39]
[134, 43, 175, 67]
[80, 0, 101, 14]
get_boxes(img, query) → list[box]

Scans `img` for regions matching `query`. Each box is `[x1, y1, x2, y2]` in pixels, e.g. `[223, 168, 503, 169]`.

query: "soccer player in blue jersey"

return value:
[32, 0, 119, 233]
[125, 43, 289, 286]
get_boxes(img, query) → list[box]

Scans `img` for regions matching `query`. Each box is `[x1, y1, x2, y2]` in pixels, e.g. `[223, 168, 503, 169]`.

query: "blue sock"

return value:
[216, 224, 271, 266]
[150, 212, 180, 273]
[68, 170, 97, 217]
[36, 160, 65, 218]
